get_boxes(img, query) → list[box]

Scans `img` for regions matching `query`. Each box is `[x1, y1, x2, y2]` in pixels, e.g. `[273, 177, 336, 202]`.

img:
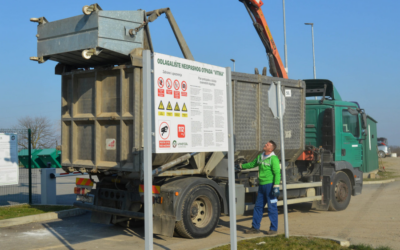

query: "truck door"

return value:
[340, 108, 363, 167]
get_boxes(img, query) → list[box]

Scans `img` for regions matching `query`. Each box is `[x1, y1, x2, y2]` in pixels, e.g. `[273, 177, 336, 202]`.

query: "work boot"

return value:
[265, 230, 277, 235]
[244, 227, 261, 234]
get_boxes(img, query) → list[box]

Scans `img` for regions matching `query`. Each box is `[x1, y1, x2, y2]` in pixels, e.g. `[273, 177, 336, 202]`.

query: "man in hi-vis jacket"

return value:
[240, 140, 281, 235]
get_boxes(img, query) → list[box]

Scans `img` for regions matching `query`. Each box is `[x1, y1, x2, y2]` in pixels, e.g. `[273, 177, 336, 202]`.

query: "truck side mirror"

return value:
[361, 113, 367, 129]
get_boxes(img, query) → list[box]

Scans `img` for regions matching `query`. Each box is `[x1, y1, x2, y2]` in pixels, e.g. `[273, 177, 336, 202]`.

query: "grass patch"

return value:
[211, 235, 391, 250]
[350, 244, 391, 250]
[377, 170, 399, 179]
[0, 204, 73, 220]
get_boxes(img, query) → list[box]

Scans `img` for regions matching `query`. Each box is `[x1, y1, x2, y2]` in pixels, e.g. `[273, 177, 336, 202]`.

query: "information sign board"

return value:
[0, 133, 19, 186]
[153, 53, 228, 153]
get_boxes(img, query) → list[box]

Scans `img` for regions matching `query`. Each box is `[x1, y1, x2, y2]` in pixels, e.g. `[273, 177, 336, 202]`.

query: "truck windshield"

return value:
[342, 110, 359, 138]
[377, 138, 388, 146]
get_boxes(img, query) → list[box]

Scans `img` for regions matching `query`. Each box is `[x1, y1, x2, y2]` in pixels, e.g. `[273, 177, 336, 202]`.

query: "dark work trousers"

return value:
[252, 183, 278, 231]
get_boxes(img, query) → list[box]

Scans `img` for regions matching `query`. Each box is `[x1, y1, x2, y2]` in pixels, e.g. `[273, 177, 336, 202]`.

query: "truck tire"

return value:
[328, 171, 352, 211]
[175, 185, 220, 239]
[378, 151, 386, 158]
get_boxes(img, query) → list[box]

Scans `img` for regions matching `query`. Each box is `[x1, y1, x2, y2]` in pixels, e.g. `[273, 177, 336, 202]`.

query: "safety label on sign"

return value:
[157, 77, 164, 88]
[166, 78, 172, 89]
[174, 80, 180, 90]
[158, 88, 165, 97]
[181, 81, 187, 91]
[158, 101, 165, 110]
[159, 121, 170, 140]
[174, 103, 180, 111]
[166, 101, 173, 111]
[178, 124, 185, 138]
[153, 52, 228, 153]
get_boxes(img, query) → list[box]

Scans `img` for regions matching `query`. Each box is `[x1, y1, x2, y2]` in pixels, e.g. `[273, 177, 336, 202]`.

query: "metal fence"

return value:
[0, 129, 40, 206]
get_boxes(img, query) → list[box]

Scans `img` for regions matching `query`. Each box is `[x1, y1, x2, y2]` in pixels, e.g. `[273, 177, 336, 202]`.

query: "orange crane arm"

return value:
[240, 0, 288, 78]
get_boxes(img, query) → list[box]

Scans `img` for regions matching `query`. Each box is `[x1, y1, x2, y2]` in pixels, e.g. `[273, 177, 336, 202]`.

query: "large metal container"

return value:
[60, 65, 305, 174]
[34, 10, 145, 67]
[232, 72, 305, 162]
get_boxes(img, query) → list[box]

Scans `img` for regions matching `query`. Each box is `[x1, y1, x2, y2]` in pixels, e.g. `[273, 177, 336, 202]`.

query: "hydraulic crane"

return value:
[240, 0, 288, 78]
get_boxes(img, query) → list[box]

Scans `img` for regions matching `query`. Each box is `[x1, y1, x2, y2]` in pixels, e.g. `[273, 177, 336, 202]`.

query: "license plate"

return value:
[77, 195, 93, 203]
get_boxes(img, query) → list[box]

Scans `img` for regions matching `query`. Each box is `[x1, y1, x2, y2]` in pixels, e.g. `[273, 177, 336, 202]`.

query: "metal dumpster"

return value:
[18, 149, 46, 168]
[32, 6, 145, 67]
[37, 148, 62, 168]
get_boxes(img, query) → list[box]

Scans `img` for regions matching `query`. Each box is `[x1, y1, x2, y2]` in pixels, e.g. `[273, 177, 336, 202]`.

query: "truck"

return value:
[30, 4, 372, 239]
[377, 137, 391, 158]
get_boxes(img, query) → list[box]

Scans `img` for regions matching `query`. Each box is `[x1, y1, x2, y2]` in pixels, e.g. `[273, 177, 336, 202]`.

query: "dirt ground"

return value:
[0, 158, 399, 250]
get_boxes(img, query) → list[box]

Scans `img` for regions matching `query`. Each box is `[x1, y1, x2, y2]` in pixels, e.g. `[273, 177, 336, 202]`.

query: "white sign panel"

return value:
[0, 133, 19, 186]
[153, 53, 229, 153]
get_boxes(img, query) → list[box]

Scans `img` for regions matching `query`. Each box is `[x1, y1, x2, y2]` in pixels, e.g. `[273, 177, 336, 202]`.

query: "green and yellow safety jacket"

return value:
[242, 152, 281, 186]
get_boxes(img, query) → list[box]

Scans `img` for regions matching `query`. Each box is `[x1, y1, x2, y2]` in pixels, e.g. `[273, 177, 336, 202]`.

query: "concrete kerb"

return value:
[310, 236, 350, 247]
[362, 169, 378, 179]
[0, 208, 87, 228]
[363, 179, 395, 185]
[200, 234, 350, 250]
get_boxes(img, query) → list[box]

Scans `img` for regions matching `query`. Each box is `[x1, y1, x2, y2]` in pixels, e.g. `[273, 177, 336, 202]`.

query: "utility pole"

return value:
[305, 23, 317, 100]
[282, 0, 288, 75]
[230, 59, 235, 71]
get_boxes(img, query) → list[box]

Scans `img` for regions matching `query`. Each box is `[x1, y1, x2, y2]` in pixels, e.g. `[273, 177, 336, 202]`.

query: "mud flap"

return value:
[153, 214, 176, 237]
[311, 176, 331, 211]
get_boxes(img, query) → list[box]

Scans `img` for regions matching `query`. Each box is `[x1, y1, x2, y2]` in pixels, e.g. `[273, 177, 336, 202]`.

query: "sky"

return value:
[0, 0, 399, 145]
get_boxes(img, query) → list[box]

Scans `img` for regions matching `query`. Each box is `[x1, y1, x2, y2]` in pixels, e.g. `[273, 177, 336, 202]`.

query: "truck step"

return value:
[245, 182, 322, 193]
[245, 196, 322, 211]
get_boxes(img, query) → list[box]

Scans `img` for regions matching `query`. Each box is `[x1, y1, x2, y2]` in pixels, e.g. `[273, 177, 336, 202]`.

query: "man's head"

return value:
[263, 140, 277, 154]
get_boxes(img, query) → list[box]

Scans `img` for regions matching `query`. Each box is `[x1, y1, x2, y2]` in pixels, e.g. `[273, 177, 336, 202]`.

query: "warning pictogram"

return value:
[182, 103, 187, 112]
[174, 80, 180, 90]
[166, 78, 172, 89]
[178, 125, 185, 138]
[166, 101, 173, 111]
[106, 139, 116, 150]
[157, 77, 164, 88]
[174, 102, 180, 111]
[181, 81, 187, 91]
[159, 121, 170, 140]
[158, 101, 165, 110]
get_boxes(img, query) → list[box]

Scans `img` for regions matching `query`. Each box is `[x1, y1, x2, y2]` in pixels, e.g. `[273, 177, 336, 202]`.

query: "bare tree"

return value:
[14, 116, 57, 149]
[391, 146, 400, 156]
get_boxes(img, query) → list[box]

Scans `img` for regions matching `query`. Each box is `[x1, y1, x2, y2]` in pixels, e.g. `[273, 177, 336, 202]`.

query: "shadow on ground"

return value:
[41, 213, 173, 250]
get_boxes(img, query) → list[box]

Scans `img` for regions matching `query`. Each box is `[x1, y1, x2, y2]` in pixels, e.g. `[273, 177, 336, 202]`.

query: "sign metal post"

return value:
[143, 50, 154, 250]
[276, 81, 289, 238]
[226, 67, 237, 250]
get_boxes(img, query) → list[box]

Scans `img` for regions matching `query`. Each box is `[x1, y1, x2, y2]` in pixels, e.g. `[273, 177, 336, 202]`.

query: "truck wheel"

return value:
[175, 185, 220, 239]
[328, 172, 352, 211]
[378, 151, 386, 158]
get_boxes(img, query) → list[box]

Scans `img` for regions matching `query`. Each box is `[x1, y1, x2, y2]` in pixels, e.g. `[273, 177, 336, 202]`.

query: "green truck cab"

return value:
[301, 79, 367, 209]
